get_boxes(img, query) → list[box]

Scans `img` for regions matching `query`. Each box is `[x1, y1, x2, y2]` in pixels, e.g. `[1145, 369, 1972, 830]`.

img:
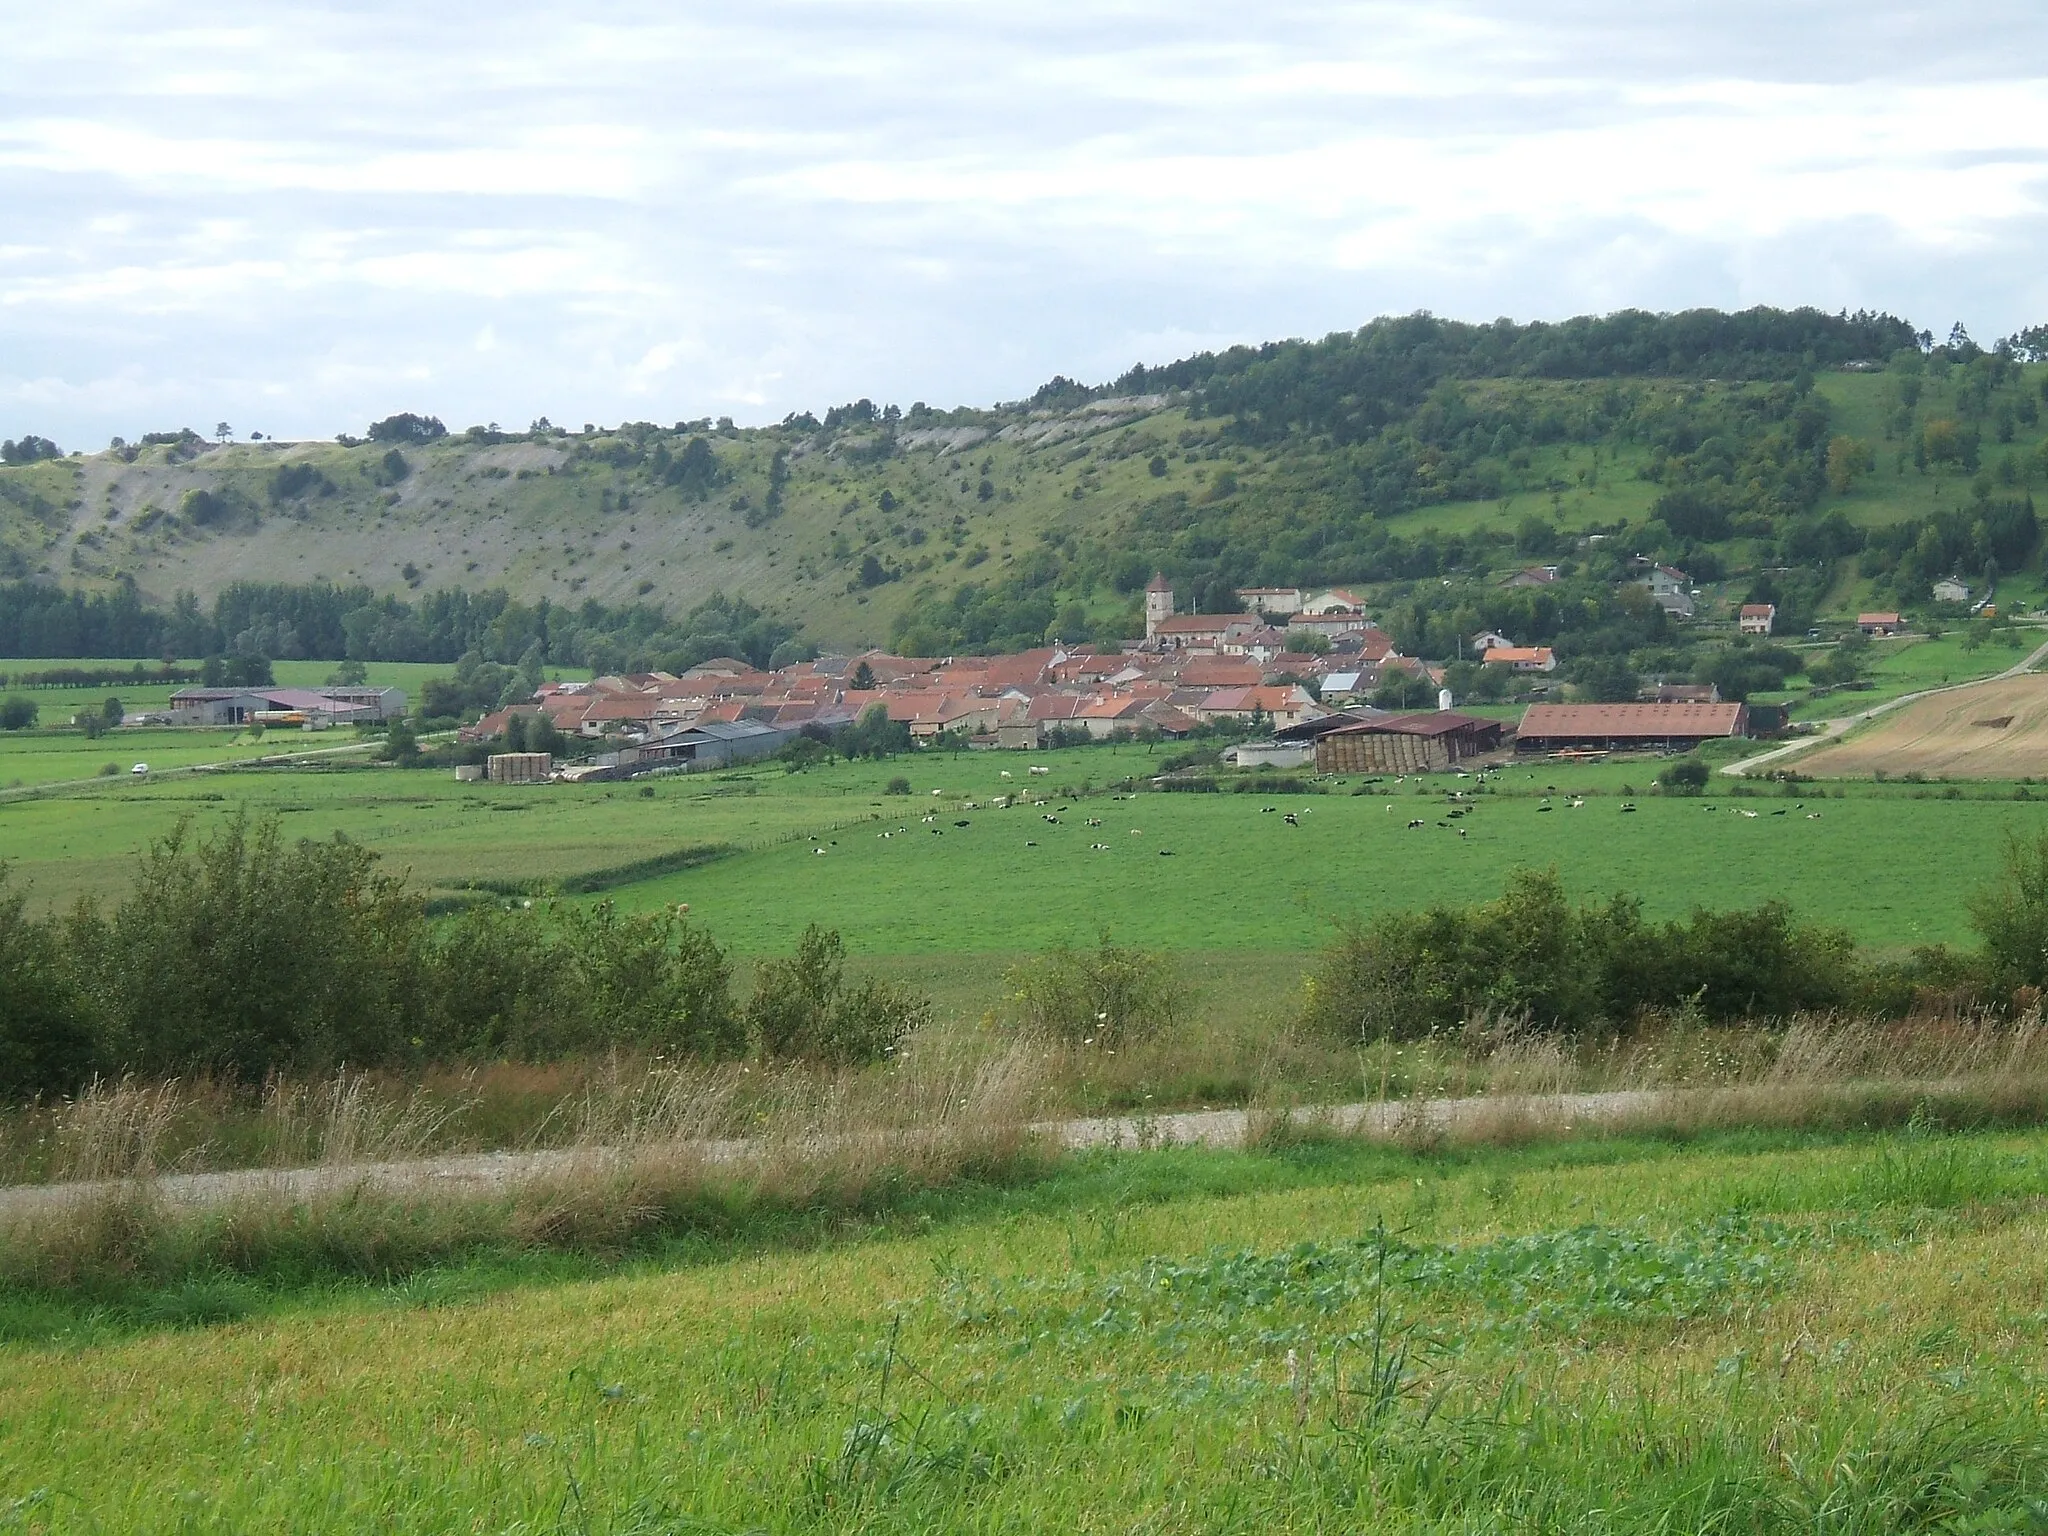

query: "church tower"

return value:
[1144, 571, 1174, 639]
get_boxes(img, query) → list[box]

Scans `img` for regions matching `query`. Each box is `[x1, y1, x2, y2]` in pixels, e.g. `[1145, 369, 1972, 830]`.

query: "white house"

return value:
[1933, 577, 1972, 604]
[1738, 604, 1776, 636]
[1299, 588, 1367, 616]
[1470, 630, 1514, 655]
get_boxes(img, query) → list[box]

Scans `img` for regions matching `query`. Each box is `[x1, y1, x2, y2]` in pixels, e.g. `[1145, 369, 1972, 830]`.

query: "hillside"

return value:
[3, 306, 2045, 667]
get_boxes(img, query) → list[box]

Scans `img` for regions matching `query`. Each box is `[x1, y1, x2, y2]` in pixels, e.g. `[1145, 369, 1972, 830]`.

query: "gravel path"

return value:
[0, 1090, 1670, 1219]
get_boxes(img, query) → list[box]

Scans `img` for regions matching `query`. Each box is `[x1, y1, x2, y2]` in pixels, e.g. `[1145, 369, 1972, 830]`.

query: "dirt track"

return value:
[1796, 672, 2048, 779]
[0, 1091, 1664, 1219]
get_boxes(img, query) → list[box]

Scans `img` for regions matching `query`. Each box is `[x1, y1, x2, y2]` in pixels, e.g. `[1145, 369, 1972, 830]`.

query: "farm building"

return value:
[1933, 578, 1972, 604]
[168, 685, 405, 727]
[1314, 711, 1507, 773]
[1738, 604, 1776, 636]
[1858, 612, 1905, 636]
[1515, 701, 1749, 753]
[639, 718, 797, 769]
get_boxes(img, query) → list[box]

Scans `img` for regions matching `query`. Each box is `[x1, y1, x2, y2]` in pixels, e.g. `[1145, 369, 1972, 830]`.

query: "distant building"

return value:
[638, 719, 797, 769]
[1738, 603, 1776, 636]
[1639, 564, 1695, 619]
[1932, 578, 1972, 604]
[1298, 588, 1367, 616]
[1515, 702, 1748, 753]
[1502, 565, 1561, 588]
[1470, 630, 1514, 654]
[1857, 612, 1905, 636]
[1314, 711, 1507, 773]
[1481, 645, 1557, 673]
[1235, 586, 1304, 616]
[167, 685, 405, 727]
[1144, 572, 1175, 638]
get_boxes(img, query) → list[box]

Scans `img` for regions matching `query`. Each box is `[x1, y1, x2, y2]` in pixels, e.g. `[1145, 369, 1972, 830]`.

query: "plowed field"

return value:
[1800, 672, 2048, 778]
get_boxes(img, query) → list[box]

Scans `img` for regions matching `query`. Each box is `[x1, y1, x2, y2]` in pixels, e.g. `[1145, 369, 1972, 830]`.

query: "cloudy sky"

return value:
[5, 1, 2047, 447]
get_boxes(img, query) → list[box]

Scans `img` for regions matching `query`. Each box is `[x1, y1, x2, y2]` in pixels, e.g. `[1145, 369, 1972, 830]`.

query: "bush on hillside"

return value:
[1656, 757, 1711, 794]
[1302, 868, 1864, 1040]
[745, 925, 927, 1063]
[0, 869, 99, 1098]
[1005, 932, 1187, 1046]
[1969, 831, 2048, 998]
[0, 818, 904, 1098]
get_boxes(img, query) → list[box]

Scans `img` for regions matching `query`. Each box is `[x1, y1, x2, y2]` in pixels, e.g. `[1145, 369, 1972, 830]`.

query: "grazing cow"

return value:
[1457, 827, 1467, 838]
[814, 848, 827, 855]
[1085, 818, 1102, 827]
[1807, 812, 1822, 819]
[1261, 806, 1276, 813]
[1000, 770, 1012, 779]
[954, 819, 971, 828]
[1283, 813, 1299, 826]
[1771, 809, 1787, 816]
[1025, 840, 1037, 847]
[1537, 804, 1553, 812]
[1130, 828, 1143, 835]
[1407, 818, 1425, 828]
[1620, 804, 1637, 814]
[1029, 765, 1050, 776]
[1090, 842, 1110, 850]
[1157, 849, 1175, 856]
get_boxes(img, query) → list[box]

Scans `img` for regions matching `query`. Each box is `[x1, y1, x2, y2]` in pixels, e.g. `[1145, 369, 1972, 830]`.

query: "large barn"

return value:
[1314, 711, 1507, 772]
[1514, 701, 1749, 753]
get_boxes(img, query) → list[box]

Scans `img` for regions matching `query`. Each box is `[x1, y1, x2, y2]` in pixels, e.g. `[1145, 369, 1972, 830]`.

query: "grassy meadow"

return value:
[7, 730, 2048, 951]
[7, 725, 2048, 951]
[4, 1125, 2047, 1531]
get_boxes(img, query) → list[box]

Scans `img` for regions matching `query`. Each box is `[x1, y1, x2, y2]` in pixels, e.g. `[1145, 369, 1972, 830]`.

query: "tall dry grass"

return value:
[0, 1033, 1053, 1294]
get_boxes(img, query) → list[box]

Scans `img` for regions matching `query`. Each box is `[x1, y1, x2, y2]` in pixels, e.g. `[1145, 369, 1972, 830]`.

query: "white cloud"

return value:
[3, 1, 2047, 445]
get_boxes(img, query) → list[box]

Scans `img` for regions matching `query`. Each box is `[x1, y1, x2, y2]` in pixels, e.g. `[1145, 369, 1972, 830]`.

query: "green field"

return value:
[5, 1126, 2046, 1531]
[5, 725, 2044, 954]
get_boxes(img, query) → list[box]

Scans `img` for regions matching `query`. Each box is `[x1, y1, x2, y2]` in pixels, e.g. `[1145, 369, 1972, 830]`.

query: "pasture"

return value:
[4, 722, 2046, 954]
[3, 1126, 2046, 1532]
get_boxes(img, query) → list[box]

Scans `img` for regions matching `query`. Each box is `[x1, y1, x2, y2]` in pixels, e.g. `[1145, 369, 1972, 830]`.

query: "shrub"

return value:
[0, 695, 36, 730]
[75, 816, 425, 1080]
[0, 867, 101, 1097]
[1004, 932, 1186, 1046]
[1303, 868, 1863, 1041]
[1968, 831, 2048, 997]
[1656, 757, 1710, 794]
[885, 776, 912, 795]
[744, 925, 924, 1063]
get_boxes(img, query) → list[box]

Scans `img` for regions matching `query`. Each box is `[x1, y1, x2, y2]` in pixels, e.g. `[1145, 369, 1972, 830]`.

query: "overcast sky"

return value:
[5, 1, 2047, 447]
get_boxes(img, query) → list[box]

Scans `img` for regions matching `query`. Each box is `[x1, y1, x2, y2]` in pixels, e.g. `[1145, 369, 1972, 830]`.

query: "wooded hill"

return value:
[3, 306, 2045, 673]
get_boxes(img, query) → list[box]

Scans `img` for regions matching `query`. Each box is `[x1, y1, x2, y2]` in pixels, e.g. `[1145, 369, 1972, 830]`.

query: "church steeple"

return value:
[1144, 571, 1174, 639]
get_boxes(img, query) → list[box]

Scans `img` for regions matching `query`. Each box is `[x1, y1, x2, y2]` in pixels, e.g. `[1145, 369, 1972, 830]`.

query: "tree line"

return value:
[0, 581, 808, 677]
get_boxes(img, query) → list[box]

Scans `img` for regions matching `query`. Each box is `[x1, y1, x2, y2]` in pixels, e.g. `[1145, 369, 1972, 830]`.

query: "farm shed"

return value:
[1515, 702, 1748, 753]
[1314, 711, 1506, 773]
[639, 718, 795, 769]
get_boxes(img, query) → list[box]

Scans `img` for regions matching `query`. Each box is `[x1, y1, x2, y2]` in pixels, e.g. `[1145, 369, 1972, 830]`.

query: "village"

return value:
[350, 570, 1777, 783]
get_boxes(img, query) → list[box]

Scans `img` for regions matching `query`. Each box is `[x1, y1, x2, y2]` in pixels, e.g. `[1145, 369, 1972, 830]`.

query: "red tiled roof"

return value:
[1518, 702, 1745, 739]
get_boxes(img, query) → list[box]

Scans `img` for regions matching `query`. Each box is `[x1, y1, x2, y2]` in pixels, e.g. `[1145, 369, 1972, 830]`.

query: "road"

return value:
[0, 1089, 1670, 1218]
[1722, 630, 2048, 777]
